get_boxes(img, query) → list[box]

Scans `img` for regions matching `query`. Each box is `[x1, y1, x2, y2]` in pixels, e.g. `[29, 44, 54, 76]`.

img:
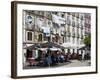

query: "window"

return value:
[63, 36, 64, 43]
[72, 21, 75, 27]
[27, 32, 32, 41]
[68, 37, 70, 42]
[73, 37, 75, 44]
[46, 12, 52, 19]
[81, 15, 84, 20]
[44, 33, 48, 41]
[77, 49, 79, 54]
[55, 12, 58, 15]
[68, 49, 70, 53]
[73, 49, 75, 53]
[67, 12, 70, 15]
[72, 13, 75, 16]
[61, 13, 65, 18]
[38, 34, 42, 42]
[76, 13, 79, 18]
[72, 16, 74, 20]
[67, 16, 71, 25]
[77, 38, 79, 44]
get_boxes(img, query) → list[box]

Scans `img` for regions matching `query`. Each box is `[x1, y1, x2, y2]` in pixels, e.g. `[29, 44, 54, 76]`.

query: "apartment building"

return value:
[22, 10, 91, 62]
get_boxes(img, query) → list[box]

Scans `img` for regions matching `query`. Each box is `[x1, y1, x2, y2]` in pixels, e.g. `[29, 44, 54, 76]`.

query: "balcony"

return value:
[50, 30, 54, 34]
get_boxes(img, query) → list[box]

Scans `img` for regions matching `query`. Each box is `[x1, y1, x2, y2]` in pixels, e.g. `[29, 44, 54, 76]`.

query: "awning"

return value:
[78, 46, 90, 50]
[40, 42, 65, 49]
[25, 42, 65, 50]
[61, 43, 73, 49]
[61, 43, 79, 49]
[25, 43, 41, 50]
[38, 48, 47, 51]
[49, 48, 62, 51]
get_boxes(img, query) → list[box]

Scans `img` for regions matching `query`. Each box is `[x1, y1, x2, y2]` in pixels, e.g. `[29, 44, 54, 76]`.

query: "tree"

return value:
[84, 35, 91, 47]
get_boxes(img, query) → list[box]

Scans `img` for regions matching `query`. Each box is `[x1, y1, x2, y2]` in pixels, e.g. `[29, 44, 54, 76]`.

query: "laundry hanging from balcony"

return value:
[52, 14, 66, 26]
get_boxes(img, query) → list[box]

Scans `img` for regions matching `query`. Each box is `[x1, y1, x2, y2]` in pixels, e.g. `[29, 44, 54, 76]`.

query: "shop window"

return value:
[81, 50, 83, 53]
[73, 49, 75, 53]
[26, 49, 32, 58]
[77, 49, 79, 54]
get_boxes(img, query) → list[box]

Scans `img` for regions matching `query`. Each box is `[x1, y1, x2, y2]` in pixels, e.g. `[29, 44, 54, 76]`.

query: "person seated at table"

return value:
[59, 54, 65, 63]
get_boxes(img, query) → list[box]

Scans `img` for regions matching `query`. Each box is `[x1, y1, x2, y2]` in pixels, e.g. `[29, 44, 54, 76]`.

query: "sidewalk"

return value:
[23, 60, 91, 69]
[59, 60, 91, 67]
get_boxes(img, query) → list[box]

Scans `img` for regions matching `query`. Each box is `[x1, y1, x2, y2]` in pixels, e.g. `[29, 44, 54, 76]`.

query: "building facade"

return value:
[23, 10, 91, 64]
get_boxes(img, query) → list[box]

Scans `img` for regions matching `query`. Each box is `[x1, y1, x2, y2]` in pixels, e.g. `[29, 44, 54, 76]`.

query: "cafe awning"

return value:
[40, 42, 65, 49]
[25, 43, 41, 50]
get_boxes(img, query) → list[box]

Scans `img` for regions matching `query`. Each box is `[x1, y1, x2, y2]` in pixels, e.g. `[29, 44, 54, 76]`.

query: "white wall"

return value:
[0, 0, 100, 80]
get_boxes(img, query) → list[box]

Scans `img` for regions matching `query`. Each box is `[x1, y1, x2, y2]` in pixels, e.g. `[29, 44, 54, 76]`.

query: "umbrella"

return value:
[61, 43, 74, 49]
[38, 48, 47, 51]
[49, 48, 62, 51]
[25, 42, 65, 50]
[78, 46, 90, 50]
[78, 46, 86, 50]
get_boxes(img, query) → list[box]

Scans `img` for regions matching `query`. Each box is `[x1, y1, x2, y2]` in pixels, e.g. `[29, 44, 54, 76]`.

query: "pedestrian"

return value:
[67, 52, 71, 63]
[82, 52, 85, 61]
[60, 54, 65, 63]
[51, 54, 56, 65]
[46, 54, 52, 67]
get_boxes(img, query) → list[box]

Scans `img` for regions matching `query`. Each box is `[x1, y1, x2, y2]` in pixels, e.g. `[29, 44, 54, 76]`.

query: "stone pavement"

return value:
[58, 60, 91, 68]
[23, 60, 91, 69]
